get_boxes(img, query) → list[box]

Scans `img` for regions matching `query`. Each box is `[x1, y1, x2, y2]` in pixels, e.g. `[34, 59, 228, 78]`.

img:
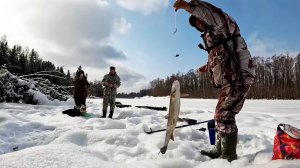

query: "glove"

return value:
[195, 64, 208, 74]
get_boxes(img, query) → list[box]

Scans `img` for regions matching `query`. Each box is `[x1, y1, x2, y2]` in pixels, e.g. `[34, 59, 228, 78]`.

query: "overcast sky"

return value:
[1, 0, 299, 93]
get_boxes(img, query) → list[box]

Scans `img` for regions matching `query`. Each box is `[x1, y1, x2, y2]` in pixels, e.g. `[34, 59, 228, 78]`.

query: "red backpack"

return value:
[272, 123, 300, 160]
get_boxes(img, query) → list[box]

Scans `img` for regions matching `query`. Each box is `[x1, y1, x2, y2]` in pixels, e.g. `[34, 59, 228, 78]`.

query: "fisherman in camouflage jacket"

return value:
[101, 66, 121, 119]
[174, 0, 256, 162]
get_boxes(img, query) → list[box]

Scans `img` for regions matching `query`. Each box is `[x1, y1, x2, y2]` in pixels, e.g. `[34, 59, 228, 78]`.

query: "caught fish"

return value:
[173, 28, 177, 35]
[160, 79, 180, 154]
[173, 11, 178, 35]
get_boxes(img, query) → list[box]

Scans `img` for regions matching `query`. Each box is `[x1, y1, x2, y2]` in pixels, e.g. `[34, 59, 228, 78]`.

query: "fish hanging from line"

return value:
[173, 10, 178, 35]
[173, 28, 177, 35]
[160, 79, 181, 154]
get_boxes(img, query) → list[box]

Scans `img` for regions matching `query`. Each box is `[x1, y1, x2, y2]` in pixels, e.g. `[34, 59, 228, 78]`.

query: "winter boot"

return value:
[200, 132, 222, 159]
[101, 109, 107, 118]
[79, 104, 86, 116]
[108, 110, 114, 119]
[220, 132, 238, 162]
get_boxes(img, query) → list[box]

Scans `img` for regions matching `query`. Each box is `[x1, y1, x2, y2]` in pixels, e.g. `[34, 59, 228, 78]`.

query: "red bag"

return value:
[272, 123, 300, 160]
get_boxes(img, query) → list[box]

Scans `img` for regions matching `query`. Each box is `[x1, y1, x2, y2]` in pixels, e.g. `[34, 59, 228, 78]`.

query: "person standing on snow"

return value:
[73, 70, 90, 114]
[101, 66, 121, 119]
[173, 0, 256, 162]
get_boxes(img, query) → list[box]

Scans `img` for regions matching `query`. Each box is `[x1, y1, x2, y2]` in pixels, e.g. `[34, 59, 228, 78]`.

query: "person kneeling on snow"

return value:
[62, 105, 87, 117]
[174, 0, 256, 162]
[73, 70, 90, 114]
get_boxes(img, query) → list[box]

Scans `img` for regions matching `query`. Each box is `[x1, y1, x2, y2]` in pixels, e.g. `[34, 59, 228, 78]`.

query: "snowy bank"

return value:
[0, 98, 300, 167]
[0, 68, 70, 104]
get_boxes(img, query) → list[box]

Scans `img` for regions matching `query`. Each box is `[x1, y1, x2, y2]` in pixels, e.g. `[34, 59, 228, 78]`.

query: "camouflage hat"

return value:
[189, 15, 204, 32]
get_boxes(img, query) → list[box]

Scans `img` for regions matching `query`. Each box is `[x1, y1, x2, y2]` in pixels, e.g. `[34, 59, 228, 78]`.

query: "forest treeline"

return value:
[1, 36, 300, 99]
[0, 36, 102, 96]
[146, 53, 300, 99]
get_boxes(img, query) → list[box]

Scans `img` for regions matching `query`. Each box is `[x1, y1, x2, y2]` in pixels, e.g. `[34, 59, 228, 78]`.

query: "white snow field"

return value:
[0, 97, 300, 168]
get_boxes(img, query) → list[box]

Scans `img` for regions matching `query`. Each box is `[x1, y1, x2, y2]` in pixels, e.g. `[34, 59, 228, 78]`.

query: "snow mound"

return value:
[0, 121, 56, 154]
[117, 111, 142, 119]
[0, 68, 70, 104]
[0, 144, 117, 168]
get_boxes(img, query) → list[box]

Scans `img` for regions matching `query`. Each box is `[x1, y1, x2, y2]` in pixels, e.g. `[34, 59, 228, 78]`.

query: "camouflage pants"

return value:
[215, 84, 251, 134]
[103, 94, 116, 112]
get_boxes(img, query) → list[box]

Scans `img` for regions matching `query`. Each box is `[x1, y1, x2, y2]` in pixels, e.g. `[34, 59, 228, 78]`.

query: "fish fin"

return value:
[164, 115, 168, 119]
[170, 133, 174, 141]
[177, 117, 184, 122]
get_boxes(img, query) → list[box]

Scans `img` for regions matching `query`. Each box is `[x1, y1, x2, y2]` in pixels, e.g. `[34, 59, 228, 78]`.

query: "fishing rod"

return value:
[144, 119, 213, 134]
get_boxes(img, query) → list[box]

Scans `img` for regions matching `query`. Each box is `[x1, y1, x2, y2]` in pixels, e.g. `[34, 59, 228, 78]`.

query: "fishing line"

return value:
[173, 11, 177, 35]
[172, 11, 180, 58]
[154, 151, 161, 160]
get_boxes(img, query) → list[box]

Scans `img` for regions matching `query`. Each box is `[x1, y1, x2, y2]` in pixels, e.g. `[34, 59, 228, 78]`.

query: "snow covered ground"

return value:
[0, 97, 300, 168]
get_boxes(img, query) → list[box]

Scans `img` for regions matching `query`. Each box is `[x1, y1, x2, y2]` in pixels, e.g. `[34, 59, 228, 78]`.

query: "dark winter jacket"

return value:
[73, 77, 90, 100]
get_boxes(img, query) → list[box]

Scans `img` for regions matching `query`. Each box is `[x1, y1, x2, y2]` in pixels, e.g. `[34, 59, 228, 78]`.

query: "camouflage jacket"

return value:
[190, 0, 256, 88]
[102, 73, 121, 96]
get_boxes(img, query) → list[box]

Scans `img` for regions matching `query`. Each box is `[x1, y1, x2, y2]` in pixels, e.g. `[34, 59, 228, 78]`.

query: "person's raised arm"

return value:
[173, 0, 219, 28]
[173, 0, 193, 13]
